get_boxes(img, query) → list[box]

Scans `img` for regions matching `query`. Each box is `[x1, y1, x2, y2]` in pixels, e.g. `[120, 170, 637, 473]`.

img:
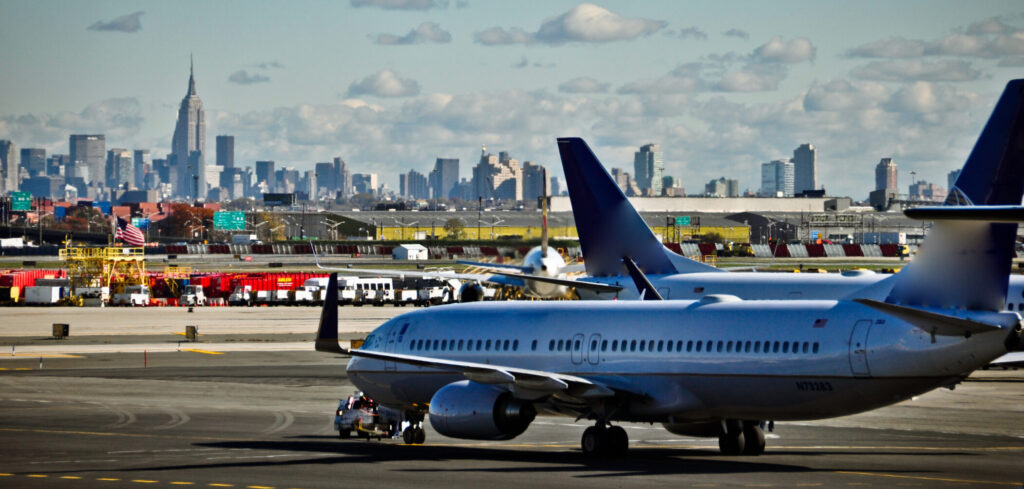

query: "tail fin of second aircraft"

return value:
[883, 79, 1024, 311]
[945, 79, 1024, 206]
[557, 137, 720, 277]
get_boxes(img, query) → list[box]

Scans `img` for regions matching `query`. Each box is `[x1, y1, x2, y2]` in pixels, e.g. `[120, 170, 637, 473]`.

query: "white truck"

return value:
[112, 285, 150, 307]
[338, 277, 394, 306]
[181, 284, 206, 306]
[228, 285, 253, 306]
[416, 278, 459, 306]
[231, 234, 260, 245]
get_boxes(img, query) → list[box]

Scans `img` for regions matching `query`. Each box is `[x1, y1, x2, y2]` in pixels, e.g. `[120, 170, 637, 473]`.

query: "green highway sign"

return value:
[675, 216, 690, 226]
[213, 211, 246, 230]
[11, 192, 31, 211]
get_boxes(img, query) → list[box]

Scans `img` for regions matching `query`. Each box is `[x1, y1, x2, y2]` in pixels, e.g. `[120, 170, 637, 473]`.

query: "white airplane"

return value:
[316, 203, 1022, 456]
[540, 80, 1024, 316]
[313, 175, 620, 301]
[313, 80, 1024, 456]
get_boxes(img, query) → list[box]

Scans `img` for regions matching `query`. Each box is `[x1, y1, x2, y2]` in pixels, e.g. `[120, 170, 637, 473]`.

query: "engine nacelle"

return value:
[459, 283, 485, 302]
[429, 380, 536, 440]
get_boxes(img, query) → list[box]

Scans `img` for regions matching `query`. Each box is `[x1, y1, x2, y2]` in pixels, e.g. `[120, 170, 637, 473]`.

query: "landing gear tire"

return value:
[581, 426, 605, 457]
[338, 429, 351, 439]
[718, 431, 746, 455]
[606, 426, 629, 457]
[581, 425, 628, 457]
[403, 426, 426, 444]
[742, 424, 766, 455]
[402, 427, 415, 444]
[414, 427, 426, 444]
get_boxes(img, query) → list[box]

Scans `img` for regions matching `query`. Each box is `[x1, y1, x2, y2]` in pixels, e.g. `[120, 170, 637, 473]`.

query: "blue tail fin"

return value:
[557, 137, 720, 277]
[946, 79, 1024, 206]
[887, 80, 1024, 311]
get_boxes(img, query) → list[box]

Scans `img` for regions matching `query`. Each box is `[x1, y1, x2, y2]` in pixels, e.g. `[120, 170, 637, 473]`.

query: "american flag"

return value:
[115, 217, 146, 247]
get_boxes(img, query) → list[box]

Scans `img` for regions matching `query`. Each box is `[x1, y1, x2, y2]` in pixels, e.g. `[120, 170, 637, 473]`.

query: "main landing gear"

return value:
[581, 423, 629, 457]
[401, 412, 427, 445]
[401, 425, 426, 444]
[718, 421, 765, 456]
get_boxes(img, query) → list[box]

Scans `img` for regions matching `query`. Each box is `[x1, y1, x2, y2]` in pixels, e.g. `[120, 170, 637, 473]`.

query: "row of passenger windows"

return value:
[551, 338, 821, 355]
[408, 337, 820, 355]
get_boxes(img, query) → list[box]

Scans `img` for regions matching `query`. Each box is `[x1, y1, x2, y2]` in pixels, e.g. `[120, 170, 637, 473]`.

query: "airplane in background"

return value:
[311, 80, 1024, 457]
[313, 173, 621, 301]
[529, 78, 1024, 308]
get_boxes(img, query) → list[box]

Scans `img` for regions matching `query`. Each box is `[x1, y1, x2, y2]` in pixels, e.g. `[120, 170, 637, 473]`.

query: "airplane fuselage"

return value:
[347, 299, 1016, 424]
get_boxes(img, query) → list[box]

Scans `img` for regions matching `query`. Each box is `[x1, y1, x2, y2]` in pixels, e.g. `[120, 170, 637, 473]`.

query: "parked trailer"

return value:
[25, 285, 65, 305]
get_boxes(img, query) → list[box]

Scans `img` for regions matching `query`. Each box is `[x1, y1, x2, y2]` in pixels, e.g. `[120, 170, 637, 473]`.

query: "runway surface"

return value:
[1, 350, 1021, 489]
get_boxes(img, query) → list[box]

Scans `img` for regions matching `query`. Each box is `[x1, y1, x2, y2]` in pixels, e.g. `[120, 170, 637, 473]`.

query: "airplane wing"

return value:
[456, 259, 535, 274]
[311, 241, 621, 293]
[990, 352, 1024, 367]
[344, 347, 617, 399]
[485, 271, 623, 293]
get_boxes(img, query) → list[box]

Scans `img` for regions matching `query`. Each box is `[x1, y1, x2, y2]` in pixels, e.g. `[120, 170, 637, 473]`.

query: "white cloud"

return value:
[850, 60, 981, 82]
[886, 81, 978, 115]
[844, 37, 927, 58]
[803, 79, 889, 112]
[346, 69, 421, 97]
[350, 0, 447, 10]
[617, 74, 703, 95]
[474, 4, 665, 46]
[722, 28, 749, 41]
[0, 98, 144, 151]
[87, 11, 144, 33]
[967, 16, 1018, 35]
[558, 77, 610, 93]
[473, 27, 533, 45]
[715, 64, 787, 92]
[228, 70, 271, 85]
[671, 26, 708, 40]
[752, 36, 816, 63]
[372, 22, 452, 45]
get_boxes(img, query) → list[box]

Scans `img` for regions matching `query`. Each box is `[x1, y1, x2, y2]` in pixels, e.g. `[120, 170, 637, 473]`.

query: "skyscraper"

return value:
[429, 157, 459, 200]
[105, 148, 133, 189]
[792, 143, 817, 194]
[256, 161, 275, 192]
[522, 161, 548, 201]
[69, 134, 105, 183]
[760, 159, 794, 197]
[634, 143, 663, 196]
[133, 150, 150, 190]
[335, 157, 352, 198]
[20, 148, 46, 177]
[216, 135, 234, 168]
[171, 58, 206, 199]
[947, 169, 961, 191]
[0, 140, 16, 194]
[875, 158, 897, 191]
[402, 170, 429, 199]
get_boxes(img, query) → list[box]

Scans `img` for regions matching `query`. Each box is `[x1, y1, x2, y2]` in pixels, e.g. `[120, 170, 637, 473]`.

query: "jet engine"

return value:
[662, 421, 727, 437]
[458, 282, 486, 302]
[428, 380, 535, 440]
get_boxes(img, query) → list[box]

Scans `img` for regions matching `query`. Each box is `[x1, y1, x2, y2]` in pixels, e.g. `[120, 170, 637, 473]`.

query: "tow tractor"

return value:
[334, 392, 397, 440]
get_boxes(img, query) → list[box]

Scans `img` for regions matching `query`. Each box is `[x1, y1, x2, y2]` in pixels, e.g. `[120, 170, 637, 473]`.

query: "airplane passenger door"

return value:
[571, 333, 585, 365]
[848, 319, 872, 377]
[587, 334, 601, 365]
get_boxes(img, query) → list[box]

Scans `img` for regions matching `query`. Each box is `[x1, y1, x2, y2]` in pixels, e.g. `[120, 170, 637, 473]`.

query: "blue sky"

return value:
[1, 0, 1022, 198]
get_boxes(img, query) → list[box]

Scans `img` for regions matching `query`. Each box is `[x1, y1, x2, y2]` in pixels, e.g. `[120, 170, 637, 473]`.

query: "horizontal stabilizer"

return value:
[904, 205, 1024, 222]
[854, 299, 1003, 336]
[622, 256, 663, 300]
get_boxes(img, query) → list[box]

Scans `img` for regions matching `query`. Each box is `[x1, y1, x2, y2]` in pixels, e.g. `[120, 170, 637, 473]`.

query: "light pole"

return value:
[487, 218, 504, 239]
[322, 219, 343, 240]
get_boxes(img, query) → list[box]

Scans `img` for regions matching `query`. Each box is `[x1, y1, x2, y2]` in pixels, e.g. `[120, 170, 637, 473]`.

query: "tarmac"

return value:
[0, 307, 1022, 488]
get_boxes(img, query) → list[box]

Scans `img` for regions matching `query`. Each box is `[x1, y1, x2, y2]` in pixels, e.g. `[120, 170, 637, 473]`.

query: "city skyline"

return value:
[1, 1, 1022, 197]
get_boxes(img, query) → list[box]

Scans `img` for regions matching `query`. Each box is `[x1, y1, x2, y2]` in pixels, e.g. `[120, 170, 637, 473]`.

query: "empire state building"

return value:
[171, 58, 206, 199]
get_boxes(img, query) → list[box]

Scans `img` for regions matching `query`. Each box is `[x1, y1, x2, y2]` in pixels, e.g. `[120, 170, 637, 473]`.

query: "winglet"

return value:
[315, 273, 345, 353]
[622, 256, 663, 300]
